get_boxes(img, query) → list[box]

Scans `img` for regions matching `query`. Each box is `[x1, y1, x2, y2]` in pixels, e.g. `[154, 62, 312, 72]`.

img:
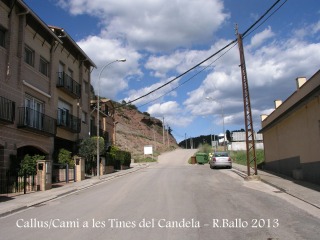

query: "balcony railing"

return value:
[90, 123, 105, 137]
[0, 96, 15, 124]
[56, 72, 81, 99]
[57, 109, 81, 133]
[17, 107, 56, 136]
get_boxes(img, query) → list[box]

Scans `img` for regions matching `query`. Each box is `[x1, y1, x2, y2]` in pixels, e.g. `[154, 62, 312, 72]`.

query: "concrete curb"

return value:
[232, 163, 320, 209]
[0, 164, 149, 218]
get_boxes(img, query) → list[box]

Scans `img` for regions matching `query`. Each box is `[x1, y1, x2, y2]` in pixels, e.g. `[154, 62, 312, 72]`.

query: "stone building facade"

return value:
[0, 0, 96, 190]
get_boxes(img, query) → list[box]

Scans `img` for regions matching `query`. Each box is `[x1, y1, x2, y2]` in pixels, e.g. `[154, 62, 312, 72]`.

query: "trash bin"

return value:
[191, 156, 196, 164]
[195, 153, 209, 164]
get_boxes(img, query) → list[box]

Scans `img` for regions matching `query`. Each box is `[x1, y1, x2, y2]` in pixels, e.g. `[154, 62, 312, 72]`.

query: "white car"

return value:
[209, 152, 232, 169]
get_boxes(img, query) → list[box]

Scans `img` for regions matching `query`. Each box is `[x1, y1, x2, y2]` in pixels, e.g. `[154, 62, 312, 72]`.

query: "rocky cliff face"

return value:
[114, 105, 178, 161]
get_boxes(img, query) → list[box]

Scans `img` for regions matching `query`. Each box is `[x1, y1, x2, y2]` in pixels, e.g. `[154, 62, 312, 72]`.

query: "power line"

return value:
[242, 0, 281, 37]
[243, 0, 288, 39]
[116, 0, 285, 109]
[137, 42, 238, 109]
[121, 39, 237, 107]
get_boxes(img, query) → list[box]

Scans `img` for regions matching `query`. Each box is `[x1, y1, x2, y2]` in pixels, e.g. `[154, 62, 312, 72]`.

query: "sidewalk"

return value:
[232, 163, 320, 209]
[0, 163, 149, 217]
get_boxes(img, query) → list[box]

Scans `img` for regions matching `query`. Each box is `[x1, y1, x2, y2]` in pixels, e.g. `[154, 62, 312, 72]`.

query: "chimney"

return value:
[296, 77, 307, 89]
[274, 100, 282, 109]
[261, 114, 268, 121]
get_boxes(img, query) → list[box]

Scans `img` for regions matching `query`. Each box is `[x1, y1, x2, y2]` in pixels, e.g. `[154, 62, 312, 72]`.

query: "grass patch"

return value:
[134, 156, 157, 163]
[230, 149, 265, 166]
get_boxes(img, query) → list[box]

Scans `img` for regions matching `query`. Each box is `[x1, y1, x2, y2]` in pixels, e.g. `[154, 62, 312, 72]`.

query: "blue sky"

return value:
[23, 0, 320, 143]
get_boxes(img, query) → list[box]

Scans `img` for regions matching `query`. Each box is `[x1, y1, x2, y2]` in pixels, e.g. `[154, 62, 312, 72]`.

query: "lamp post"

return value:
[97, 59, 126, 178]
[205, 97, 226, 151]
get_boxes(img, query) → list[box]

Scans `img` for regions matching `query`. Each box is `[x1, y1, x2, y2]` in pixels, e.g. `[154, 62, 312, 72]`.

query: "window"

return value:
[57, 100, 72, 126]
[24, 46, 34, 66]
[58, 62, 65, 85]
[0, 27, 5, 48]
[84, 81, 89, 94]
[104, 105, 109, 115]
[24, 95, 44, 130]
[39, 57, 49, 76]
[82, 111, 87, 123]
[66, 69, 73, 90]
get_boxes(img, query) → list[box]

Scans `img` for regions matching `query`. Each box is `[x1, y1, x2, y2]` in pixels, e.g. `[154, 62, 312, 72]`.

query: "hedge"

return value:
[107, 147, 131, 167]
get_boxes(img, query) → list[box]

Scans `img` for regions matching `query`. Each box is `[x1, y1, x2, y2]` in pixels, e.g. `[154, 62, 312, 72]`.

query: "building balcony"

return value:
[17, 107, 56, 136]
[56, 72, 81, 99]
[0, 96, 15, 124]
[89, 124, 105, 137]
[57, 109, 81, 133]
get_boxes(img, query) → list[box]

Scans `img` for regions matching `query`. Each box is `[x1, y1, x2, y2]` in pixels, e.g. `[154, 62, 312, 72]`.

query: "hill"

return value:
[113, 102, 179, 161]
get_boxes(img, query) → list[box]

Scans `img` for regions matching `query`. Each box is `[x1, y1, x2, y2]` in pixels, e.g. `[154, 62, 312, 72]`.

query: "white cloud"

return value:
[123, 77, 180, 106]
[78, 35, 142, 98]
[57, 0, 229, 51]
[182, 29, 320, 131]
[293, 20, 320, 39]
[249, 26, 275, 48]
[147, 101, 181, 116]
[54, 0, 320, 134]
[147, 101, 193, 127]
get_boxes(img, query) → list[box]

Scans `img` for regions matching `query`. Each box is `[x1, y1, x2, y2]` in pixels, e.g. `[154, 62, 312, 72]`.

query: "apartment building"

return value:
[90, 98, 116, 149]
[260, 73, 320, 185]
[0, 0, 96, 189]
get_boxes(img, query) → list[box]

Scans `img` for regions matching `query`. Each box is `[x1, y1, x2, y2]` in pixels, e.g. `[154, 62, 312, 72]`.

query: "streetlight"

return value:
[97, 59, 126, 178]
[205, 97, 226, 151]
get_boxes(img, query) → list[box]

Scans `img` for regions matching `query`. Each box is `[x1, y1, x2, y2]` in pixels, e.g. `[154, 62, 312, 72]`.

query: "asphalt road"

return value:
[1, 149, 319, 240]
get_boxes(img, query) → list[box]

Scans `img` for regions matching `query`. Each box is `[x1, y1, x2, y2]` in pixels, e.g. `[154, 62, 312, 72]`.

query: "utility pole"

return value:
[236, 24, 257, 176]
[153, 127, 156, 151]
[162, 117, 165, 145]
[167, 125, 169, 148]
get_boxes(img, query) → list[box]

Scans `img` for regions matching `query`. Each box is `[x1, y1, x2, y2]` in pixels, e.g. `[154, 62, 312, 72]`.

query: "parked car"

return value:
[209, 152, 232, 169]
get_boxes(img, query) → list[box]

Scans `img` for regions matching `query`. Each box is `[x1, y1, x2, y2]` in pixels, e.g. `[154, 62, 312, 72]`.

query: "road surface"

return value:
[1, 149, 319, 240]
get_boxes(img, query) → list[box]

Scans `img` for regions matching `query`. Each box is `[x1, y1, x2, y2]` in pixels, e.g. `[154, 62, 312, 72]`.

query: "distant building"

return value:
[228, 131, 264, 151]
[90, 98, 116, 148]
[260, 73, 320, 185]
[0, 0, 96, 191]
[231, 131, 263, 142]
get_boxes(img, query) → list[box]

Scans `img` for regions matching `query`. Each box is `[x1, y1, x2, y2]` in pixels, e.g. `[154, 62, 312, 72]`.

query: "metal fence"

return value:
[52, 164, 75, 183]
[0, 169, 36, 195]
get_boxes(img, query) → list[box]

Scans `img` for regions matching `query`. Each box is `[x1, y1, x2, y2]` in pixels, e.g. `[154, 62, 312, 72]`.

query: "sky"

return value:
[23, 0, 320, 143]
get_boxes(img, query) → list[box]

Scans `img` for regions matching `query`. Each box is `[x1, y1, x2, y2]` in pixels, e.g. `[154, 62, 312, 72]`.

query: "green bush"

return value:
[19, 154, 45, 176]
[58, 148, 74, 167]
[109, 146, 131, 166]
[135, 157, 157, 163]
[105, 152, 115, 166]
[230, 150, 265, 165]
[118, 150, 131, 166]
[198, 143, 212, 154]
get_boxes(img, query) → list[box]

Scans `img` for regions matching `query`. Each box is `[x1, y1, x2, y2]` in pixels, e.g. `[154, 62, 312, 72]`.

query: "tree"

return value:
[90, 84, 95, 100]
[19, 154, 45, 176]
[79, 137, 105, 175]
[58, 148, 74, 167]
[226, 130, 231, 142]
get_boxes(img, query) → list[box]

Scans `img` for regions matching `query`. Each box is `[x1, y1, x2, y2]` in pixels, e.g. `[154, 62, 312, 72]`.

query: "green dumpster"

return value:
[195, 153, 209, 164]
